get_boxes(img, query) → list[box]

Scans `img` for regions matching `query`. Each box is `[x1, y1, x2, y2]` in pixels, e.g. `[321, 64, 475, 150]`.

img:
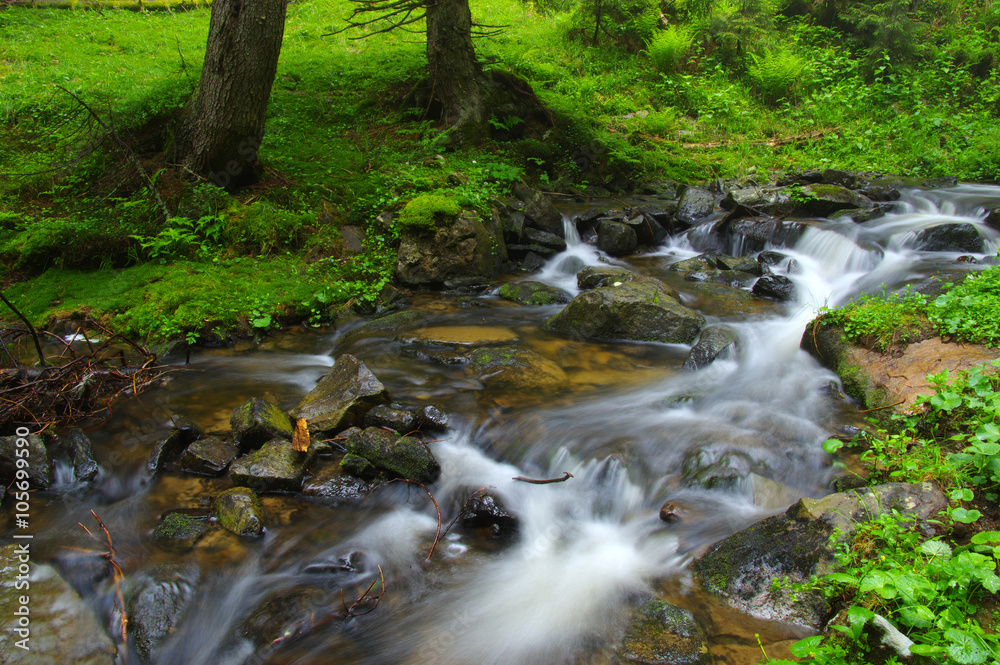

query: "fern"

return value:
[748, 49, 805, 103]
[648, 26, 692, 73]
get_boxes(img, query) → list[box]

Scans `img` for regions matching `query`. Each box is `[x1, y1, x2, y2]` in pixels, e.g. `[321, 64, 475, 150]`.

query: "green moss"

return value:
[395, 195, 461, 234]
[152, 512, 208, 549]
[213, 487, 264, 536]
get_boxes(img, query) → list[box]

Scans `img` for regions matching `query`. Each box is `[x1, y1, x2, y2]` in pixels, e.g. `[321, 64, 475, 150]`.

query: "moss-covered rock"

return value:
[576, 265, 644, 290]
[213, 487, 264, 536]
[395, 210, 506, 287]
[498, 281, 571, 306]
[344, 427, 440, 484]
[544, 281, 704, 344]
[292, 354, 389, 435]
[468, 345, 567, 390]
[800, 321, 890, 412]
[229, 398, 293, 453]
[152, 512, 209, 551]
[796, 184, 874, 216]
[395, 194, 461, 234]
[617, 599, 709, 665]
[0, 434, 52, 489]
[339, 451, 379, 480]
[693, 482, 946, 630]
[229, 438, 315, 493]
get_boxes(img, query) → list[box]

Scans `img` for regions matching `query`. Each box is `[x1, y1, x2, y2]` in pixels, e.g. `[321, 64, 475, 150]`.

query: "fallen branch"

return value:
[512, 471, 573, 484]
[76, 511, 128, 661]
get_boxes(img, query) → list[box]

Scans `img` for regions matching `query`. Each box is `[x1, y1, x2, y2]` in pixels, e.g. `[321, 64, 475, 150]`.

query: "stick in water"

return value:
[512, 472, 574, 484]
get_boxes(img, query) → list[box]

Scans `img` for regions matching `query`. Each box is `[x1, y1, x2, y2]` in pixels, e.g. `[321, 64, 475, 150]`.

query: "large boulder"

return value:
[693, 482, 946, 630]
[545, 281, 704, 344]
[0, 545, 116, 664]
[675, 187, 716, 225]
[721, 186, 795, 217]
[229, 398, 292, 453]
[616, 598, 709, 665]
[396, 210, 505, 287]
[229, 438, 315, 493]
[292, 354, 389, 435]
[343, 427, 440, 484]
[523, 192, 565, 236]
[751, 274, 796, 301]
[468, 345, 567, 390]
[597, 220, 638, 257]
[796, 184, 874, 217]
[913, 223, 985, 253]
[576, 265, 644, 290]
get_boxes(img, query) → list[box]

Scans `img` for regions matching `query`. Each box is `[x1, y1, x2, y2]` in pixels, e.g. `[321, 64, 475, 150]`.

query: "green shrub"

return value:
[1, 216, 132, 274]
[222, 202, 308, 255]
[648, 26, 693, 73]
[929, 265, 1000, 347]
[820, 287, 929, 352]
[748, 49, 806, 103]
[395, 194, 460, 234]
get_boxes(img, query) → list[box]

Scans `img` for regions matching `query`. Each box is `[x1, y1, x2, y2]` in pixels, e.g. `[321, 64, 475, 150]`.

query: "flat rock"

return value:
[292, 354, 389, 435]
[180, 436, 238, 476]
[468, 345, 568, 390]
[617, 598, 709, 665]
[403, 326, 519, 345]
[229, 438, 315, 493]
[497, 281, 571, 306]
[344, 427, 440, 484]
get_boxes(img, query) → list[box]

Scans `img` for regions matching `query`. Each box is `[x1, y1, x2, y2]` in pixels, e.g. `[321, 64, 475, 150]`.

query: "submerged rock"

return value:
[344, 427, 440, 484]
[302, 465, 373, 504]
[617, 598, 709, 665]
[576, 265, 643, 290]
[229, 398, 293, 453]
[468, 345, 567, 390]
[126, 563, 199, 663]
[292, 354, 389, 435]
[56, 428, 100, 483]
[363, 404, 418, 434]
[459, 491, 519, 545]
[913, 222, 985, 253]
[213, 487, 264, 536]
[684, 324, 739, 370]
[498, 281, 572, 306]
[751, 274, 796, 301]
[152, 512, 209, 551]
[0, 545, 117, 665]
[0, 434, 52, 489]
[229, 438, 315, 493]
[545, 281, 704, 344]
[693, 482, 946, 629]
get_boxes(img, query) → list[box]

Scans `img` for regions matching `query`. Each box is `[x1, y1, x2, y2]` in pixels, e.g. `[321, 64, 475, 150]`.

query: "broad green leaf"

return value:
[952, 507, 983, 524]
[976, 423, 1000, 443]
[822, 572, 859, 586]
[846, 605, 874, 626]
[921, 539, 953, 559]
[945, 629, 991, 664]
[822, 438, 844, 453]
[790, 635, 824, 657]
[898, 604, 935, 628]
[969, 441, 1000, 456]
[931, 391, 963, 411]
[910, 644, 946, 655]
[951, 488, 975, 502]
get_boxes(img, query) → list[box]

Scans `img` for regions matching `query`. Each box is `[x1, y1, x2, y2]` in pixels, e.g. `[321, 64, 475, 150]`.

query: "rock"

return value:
[229, 439, 315, 493]
[417, 405, 449, 432]
[213, 487, 265, 536]
[56, 428, 99, 483]
[752, 274, 796, 301]
[858, 184, 902, 202]
[617, 598, 709, 665]
[301, 466, 372, 504]
[523, 192, 564, 236]
[351, 309, 427, 336]
[684, 281, 775, 319]
[395, 210, 505, 287]
[555, 255, 587, 275]
[152, 512, 209, 551]
[797, 184, 874, 216]
[459, 491, 518, 544]
[832, 205, 891, 224]
[523, 227, 567, 252]
[498, 281, 572, 306]
[363, 405, 418, 434]
[240, 585, 333, 649]
[693, 482, 947, 629]
[292, 354, 389, 435]
[670, 251, 761, 275]
[512, 182, 535, 203]
[682, 447, 754, 490]
[675, 187, 715, 225]
[913, 223, 985, 253]
[721, 186, 794, 217]
[229, 398, 292, 453]
[340, 452, 380, 480]
[545, 281, 704, 344]
[758, 250, 796, 272]
[722, 216, 806, 253]
[126, 563, 199, 663]
[180, 436, 238, 476]
[624, 212, 669, 246]
[577, 265, 643, 290]
[821, 168, 858, 188]
[682, 269, 758, 288]
[344, 427, 440, 484]
[597, 220, 638, 257]
[684, 324, 739, 370]
[469, 345, 568, 390]
[0, 434, 52, 489]
[519, 251, 547, 272]
[0, 545, 116, 664]
[747, 473, 803, 509]
[985, 208, 1000, 231]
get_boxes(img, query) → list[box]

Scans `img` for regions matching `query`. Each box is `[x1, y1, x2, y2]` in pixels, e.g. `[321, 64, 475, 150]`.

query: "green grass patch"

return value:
[819, 287, 931, 353]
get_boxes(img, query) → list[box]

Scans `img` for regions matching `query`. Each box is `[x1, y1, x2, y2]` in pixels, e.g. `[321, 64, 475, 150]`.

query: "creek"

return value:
[19, 184, 1000, 665]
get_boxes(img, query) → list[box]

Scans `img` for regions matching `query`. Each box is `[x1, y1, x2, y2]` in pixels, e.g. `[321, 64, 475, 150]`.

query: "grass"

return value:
[1, 0, 999, 342]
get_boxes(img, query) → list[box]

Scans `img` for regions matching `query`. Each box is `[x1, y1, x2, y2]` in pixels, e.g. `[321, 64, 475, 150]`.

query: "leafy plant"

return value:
[648, 26, 693, 74]
[820, 286, 930, 352]
[748, 49, 806, 103]
[929, 265, 1000, 347]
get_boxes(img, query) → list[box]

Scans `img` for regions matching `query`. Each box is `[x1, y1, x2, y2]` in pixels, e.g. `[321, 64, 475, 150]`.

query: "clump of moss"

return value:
[395, 195, 460, 234]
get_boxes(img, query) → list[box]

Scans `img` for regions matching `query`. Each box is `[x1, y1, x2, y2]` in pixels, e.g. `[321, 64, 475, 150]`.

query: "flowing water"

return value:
[15, 185, 1000, 665]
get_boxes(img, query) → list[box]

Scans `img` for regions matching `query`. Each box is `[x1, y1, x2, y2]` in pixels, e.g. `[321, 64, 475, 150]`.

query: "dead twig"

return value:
[512, 471, 574, 484]
[77, 510, 128, 660]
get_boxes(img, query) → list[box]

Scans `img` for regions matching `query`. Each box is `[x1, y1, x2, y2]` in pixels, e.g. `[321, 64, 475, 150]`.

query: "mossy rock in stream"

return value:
[213, 486, 265, 536]
[617, 598, 709, 665]
[152, 512, 209, 551]
[498, 281, 571, 306]
[229, 438, 316, 493]
[229, 398, 293, 453]
[292, 354, 389, 435]
[545, 281, 704, 344]
[344, 427, 440, 484]
[468, 345, 567, 390]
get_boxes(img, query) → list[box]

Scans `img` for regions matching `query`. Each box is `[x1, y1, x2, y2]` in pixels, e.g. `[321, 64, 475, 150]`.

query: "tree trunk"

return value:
[181, 0, 287, 191]
[425, 0, 486, 134]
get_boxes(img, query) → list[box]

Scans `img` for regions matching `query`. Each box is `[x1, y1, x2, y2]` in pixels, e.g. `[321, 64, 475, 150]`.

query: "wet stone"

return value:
[229, 438, 315, 493]
[469, 345, 568, 390]
[340, 452, 380, 480]
[498, 281, 572, 306]
[0, 434, 52, 489]
[577, 265, 642, 290]
[229, 397, 293, 453]
[752, 273, 796, 301]
[417, 404, 449, 432]
[57, 428, 99, 483]
[363, 404, 418, 434]
[213, 487, 265, 536]
[292, 354, 389, 435]
[684, 324, 739, 371]
[152, 512, 209, 551]
[460, 491, 519, 545]
[675, 186, 715, 225]
[181, 436, 238, 476]
[344, 427, 440, 484]
[914, 223, 985, 253]
[617, 598, 709, 665]
[302, 466, 372, 504]
[523, 227, 568, 251]
[125, 563, 199, 663]
[597, 220, 638, 257]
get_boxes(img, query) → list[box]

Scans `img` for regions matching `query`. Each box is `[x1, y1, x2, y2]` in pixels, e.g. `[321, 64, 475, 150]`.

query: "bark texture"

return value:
[425, 0, 486, 133]
[181, 0, 287, 191]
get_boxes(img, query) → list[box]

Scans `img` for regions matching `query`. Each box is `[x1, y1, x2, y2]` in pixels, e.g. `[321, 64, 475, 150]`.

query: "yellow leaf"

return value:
[292, 418, 310, 453]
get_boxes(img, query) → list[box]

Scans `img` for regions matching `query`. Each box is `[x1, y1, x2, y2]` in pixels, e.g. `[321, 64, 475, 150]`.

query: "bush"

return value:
[222, 202, 308, 255]
[929, 265, 1000, 347]
[820, 286, 929, 352]
[648, 26, 692, 73]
